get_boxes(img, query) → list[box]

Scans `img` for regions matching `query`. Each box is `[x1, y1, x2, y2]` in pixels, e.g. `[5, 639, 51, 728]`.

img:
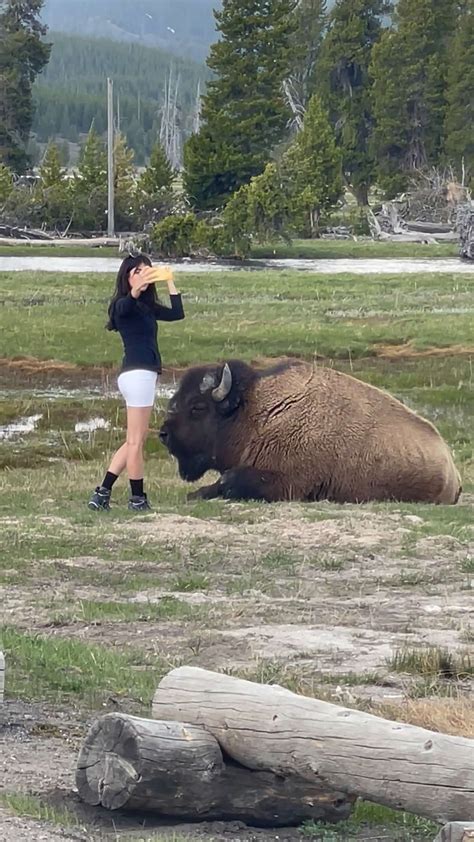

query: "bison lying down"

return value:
[159, 359, 462, 504]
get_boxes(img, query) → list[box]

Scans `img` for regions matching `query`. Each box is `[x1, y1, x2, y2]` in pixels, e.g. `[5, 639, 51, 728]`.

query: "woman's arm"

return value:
[154, 279, 185, 321]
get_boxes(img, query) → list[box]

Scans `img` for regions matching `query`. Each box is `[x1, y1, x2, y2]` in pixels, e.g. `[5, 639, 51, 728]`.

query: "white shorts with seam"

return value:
[117, 370, 158, 408]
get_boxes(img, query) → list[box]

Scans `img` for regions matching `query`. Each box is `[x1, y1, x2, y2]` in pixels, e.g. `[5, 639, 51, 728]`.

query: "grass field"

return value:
[0, 264, 473, 841]
[0, 237, 458, 259]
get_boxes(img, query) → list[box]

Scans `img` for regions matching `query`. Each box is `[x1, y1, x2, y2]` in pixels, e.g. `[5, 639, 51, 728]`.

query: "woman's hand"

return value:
[130, 266, 153, 298]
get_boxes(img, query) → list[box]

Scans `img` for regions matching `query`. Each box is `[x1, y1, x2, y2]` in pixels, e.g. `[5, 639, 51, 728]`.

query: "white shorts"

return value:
[117, 370, 158, 408]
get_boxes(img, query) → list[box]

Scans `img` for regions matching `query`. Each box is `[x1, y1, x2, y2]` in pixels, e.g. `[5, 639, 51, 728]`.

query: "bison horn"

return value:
[212, 363, 232, 402]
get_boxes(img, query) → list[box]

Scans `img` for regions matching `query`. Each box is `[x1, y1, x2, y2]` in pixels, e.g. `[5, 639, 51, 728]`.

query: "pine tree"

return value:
[114, 132, 137, 230]
[184, 0, 297, 210]
[282, 94, 343, 235]
[0, 0, 51, 173]
[76, 128, 107, 189]
[318, 0, 390, 206]
[217, 163, 289, 257]
[72, 128, 108, 231]
[0, 162, 13, 204]
[40, 142, 64, 188]
[139, 143, 174, 195]
[38, 142, 72, 230]
[371, 0, 459, 195]
[444, 0, 474, 186]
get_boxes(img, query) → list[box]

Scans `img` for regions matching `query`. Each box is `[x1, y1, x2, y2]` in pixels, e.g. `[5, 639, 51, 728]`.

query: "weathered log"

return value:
[0, 236, 121, 247]
[405, 221, 454, 234]
[0, 225, 53, 240]
[76, 713, 353, 826]
[434, 823, 474, 842]
[152, 667, 474, 824]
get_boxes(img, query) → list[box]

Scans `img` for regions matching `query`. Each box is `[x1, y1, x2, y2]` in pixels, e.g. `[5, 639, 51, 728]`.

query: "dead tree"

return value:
[160, 67, 182, 171]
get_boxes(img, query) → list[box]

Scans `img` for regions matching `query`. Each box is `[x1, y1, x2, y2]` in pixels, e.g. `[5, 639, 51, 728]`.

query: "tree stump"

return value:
[76, 713, 353, 826]
[152, 667, 474, 824]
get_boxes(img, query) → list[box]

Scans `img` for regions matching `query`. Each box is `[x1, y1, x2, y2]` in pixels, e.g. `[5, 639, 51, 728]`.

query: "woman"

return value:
[89, 254, 185, 512]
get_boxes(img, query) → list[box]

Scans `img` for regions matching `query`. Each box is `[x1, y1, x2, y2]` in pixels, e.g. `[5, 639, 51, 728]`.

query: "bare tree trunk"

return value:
[353, 184, 369, 207]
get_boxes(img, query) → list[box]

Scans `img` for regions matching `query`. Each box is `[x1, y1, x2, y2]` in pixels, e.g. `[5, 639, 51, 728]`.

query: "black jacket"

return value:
[113, 292, 185, 374]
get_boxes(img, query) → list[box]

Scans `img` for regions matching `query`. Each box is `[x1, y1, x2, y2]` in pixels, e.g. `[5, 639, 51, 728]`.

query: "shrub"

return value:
[150, 214, 201, 258]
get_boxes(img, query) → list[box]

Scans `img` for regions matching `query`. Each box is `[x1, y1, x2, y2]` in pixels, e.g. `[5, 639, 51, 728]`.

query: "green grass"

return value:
[0, 269, 472, 486]
[387, 647, 473, 679]
[50, 596, 202, 624]
[173, 573, 210, 591]
[0, 269, 472, 367]
[0, 792, 80, 829]
[302, 799, 438, 841]
[252, 238, 457, 259]
[0, 627, 168, 709]
[0, 238, 458, 259]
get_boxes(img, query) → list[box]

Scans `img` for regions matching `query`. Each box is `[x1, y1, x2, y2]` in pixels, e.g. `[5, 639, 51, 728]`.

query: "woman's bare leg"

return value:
[126, 406, 153, 480]
[107, 442, 128, 477]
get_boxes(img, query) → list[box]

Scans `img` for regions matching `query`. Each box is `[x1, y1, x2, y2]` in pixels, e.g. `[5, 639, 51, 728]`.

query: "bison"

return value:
[159, 359, 462, 505]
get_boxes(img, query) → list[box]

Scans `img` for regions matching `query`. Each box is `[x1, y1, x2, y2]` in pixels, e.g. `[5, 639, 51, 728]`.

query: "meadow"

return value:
[0, 263, 473, 841]
[0, 237, 458, 259]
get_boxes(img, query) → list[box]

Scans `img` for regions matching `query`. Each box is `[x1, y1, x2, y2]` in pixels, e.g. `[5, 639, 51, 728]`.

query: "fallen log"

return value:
[0, 236, 121, 248]
[376, 231, 457, 243]
[405, 221, 454, 234]
[152, 667, 474, 824]
[76, 713, 353, 826]
[0, 225, 53, 240]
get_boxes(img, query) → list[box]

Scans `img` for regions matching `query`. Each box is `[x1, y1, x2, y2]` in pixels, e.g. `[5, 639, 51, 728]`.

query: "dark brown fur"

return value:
[159, 359, 462, 504]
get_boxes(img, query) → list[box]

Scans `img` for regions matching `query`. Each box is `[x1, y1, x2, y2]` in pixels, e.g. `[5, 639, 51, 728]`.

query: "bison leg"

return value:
[187, 480, 223, 502]
[188, 467, 292, 503]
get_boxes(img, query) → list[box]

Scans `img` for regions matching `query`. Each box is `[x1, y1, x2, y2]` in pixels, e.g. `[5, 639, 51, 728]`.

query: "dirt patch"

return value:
[0, 809, 81, 842]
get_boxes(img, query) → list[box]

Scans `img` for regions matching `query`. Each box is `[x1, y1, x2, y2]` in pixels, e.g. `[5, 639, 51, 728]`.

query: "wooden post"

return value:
[107, 77, 115, 238]
[152, 667, 474, 824]
[76, 713, 353, 826]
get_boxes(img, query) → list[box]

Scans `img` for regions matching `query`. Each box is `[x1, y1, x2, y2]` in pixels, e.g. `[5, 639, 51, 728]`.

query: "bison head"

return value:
[159, 361, 249, 482]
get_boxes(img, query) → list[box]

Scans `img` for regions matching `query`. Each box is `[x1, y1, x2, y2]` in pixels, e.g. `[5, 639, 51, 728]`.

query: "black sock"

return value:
[130, 478, 144, 497]
[101, 471, 118, 491]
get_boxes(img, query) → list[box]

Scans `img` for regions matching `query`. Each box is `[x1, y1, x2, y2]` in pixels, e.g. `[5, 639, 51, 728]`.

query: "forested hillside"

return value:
[32, 33, 206, 164]
[41, 0, 221, 62]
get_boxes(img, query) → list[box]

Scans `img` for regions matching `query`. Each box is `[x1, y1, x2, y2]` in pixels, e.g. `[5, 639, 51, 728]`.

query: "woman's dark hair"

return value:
[107, 254, 156, 331]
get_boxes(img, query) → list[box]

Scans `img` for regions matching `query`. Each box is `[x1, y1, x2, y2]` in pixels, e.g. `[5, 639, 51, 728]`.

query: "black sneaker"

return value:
[88, 486, 111, 511]
[128, 493, 152, 512]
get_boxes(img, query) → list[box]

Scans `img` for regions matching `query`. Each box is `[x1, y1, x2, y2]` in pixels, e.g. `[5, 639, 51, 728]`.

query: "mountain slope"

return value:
[33, 33, 206, 163]
[41, 0, 221, 63]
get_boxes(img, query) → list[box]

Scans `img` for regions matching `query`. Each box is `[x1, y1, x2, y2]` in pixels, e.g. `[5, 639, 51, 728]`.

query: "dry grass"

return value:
[374, 696, 474, 738]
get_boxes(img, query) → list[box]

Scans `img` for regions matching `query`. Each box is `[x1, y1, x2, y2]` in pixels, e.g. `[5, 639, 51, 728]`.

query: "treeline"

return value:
[2, 0, 473, 259]
[33, 33, 207, 164]
[0, 131, 180, 234]
[184, 0, 474, 212]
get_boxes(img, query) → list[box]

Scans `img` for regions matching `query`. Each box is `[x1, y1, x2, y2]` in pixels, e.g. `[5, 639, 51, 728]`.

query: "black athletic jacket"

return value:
[113, 293, 185, 374]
